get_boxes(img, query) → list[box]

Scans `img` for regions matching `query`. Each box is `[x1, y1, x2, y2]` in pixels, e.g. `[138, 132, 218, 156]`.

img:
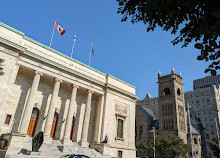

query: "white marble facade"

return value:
[0, 22, 137, 158]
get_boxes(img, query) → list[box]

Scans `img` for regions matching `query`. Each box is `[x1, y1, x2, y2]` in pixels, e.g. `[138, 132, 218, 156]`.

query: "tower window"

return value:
[139, 126, 143, 139]
[194, 138, 197, 144]
[177, 88, 181, 96]
[5, 115, 11, 125]
[163, 88, 170, 96]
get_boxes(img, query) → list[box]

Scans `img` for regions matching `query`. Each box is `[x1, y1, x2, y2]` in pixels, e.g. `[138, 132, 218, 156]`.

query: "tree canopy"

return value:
[209, 136, 220, 158]
[116, 0, 220, 75]
[137, 135, 188, 158]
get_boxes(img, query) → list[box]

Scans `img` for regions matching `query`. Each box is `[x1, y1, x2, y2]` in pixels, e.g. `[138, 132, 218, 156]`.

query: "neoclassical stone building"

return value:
[0, 22, 137, 158]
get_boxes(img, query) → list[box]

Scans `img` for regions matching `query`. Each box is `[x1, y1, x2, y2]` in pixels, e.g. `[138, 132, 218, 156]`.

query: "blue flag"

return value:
[91, 42, 94, 55]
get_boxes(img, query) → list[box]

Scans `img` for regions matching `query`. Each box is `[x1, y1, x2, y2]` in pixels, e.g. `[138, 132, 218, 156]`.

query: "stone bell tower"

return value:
[158, 67, 187, 143]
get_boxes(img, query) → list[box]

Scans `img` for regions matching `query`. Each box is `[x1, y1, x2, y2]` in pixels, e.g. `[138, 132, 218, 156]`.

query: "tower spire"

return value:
[171, 67, 175, 75]
[179, 72, 182, 78]
[158, 70, 161, 78]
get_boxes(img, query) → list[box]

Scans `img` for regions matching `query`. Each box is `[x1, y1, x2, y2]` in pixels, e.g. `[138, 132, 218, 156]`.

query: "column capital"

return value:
[55, 78, 62, 83]
[35, 71, 43, 76]
[72, 84, 79, 89]
[88, 89, 94, 94]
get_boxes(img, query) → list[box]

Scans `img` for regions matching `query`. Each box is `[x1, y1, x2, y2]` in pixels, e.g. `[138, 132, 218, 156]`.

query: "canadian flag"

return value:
[55, 22, 66, 35]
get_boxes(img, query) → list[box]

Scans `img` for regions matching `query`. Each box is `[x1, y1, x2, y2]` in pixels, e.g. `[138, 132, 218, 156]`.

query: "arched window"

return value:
[177, 88, 181, 96]
[163, 88, 170, 96]
[139, 126, 143, 139]
[194, 138, 197, 144]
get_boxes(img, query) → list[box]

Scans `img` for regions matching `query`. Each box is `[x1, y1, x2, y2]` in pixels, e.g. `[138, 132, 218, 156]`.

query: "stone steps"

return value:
[5, 137, 112, 158]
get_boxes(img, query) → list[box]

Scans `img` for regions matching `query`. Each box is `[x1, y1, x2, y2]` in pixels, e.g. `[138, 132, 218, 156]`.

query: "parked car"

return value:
[60, 155, 90, 158]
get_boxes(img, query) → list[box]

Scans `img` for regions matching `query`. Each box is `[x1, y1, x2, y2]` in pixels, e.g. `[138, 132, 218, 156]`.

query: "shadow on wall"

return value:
[13, 70, 32, 132]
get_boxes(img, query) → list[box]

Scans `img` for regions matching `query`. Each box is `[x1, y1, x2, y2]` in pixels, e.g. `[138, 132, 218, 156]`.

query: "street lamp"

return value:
[186, 102, 195, 158]
[151, 127, 156, 158]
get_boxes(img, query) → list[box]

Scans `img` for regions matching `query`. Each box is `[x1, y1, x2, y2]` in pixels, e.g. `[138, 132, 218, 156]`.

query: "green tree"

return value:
[0, 58, 4, 75]
[116, 0, 220, 75]
[209, 136, 220, 158]
[137, 135, 188, 158]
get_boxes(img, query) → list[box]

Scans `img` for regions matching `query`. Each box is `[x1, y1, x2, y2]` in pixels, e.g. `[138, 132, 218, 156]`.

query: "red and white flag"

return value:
[55, 22, 66, 35]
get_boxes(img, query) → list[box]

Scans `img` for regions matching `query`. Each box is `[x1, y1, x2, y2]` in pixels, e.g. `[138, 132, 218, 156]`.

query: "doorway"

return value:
[27, 108, 39, 137]
[50, 112, 58, 138]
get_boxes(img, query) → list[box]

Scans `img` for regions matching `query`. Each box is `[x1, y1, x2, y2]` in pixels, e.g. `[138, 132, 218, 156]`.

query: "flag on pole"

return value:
[55, 21, 66, 35]
[73, 33, 76, 44]
[91, 42, 94, 55]
[89, 42, 94, 66]
[71, 33, 77, 58]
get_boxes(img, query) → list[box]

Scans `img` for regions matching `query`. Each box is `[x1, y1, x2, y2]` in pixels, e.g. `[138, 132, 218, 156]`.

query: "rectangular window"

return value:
[117, 119, 123, 138]
[118, 151, 122, 158]
[4, 115, 11, 125]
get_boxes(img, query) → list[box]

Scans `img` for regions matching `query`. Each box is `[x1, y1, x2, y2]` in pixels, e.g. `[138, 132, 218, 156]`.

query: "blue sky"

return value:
[0, 0, 215, 99]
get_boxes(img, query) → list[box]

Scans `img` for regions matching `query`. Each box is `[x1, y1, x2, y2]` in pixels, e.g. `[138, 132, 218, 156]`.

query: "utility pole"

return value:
[187, 102, 195, 158]
[215, 118, 220, 157]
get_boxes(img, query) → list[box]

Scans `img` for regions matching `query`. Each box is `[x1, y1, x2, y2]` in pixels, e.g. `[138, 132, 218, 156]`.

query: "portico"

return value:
[0, 22, 138, 158]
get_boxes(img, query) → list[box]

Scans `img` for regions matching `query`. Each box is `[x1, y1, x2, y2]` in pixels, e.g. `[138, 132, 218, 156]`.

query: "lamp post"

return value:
[151, 127, 156, 158]
[187, 102, 195, 158]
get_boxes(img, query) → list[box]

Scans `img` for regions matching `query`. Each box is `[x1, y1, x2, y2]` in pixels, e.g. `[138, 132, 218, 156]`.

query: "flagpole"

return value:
[71, 44, 74, 58]
[49, 20, 56, 48]
[89, 47, 92, 66]
[71, 32, 76, 58]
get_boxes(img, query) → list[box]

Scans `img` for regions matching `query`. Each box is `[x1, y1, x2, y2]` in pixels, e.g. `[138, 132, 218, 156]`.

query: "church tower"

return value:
[158, 68, 187, 142]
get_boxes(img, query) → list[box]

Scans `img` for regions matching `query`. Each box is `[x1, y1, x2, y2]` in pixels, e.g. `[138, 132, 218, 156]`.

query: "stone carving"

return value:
[115, 104, 127, 115]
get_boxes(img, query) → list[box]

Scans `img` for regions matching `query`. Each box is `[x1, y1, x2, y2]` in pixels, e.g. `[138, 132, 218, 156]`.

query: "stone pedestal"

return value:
[42, 136, 53, 144]
[91, 143, 111, 156]
[61, 139, 73, 146]
[30, 151, 45, 158]
[5, 134, 31, 156]
[79, 139, 89, 148]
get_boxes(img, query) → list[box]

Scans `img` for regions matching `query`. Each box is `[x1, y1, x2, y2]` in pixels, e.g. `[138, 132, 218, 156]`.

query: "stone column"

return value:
[79, 90, 93, 147]
[63, 85, 79, 141]
[44, 78, 62, 137]
[93, 94, 104, 143]
[19, 71, 43, 134]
